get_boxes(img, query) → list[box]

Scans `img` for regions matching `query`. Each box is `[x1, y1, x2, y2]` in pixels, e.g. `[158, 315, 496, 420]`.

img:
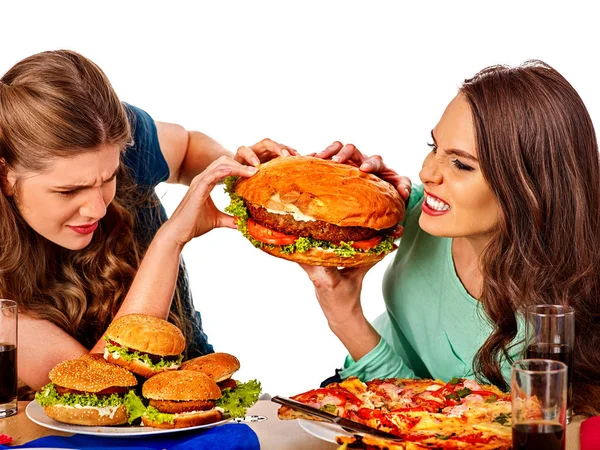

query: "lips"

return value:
[422, 191, 451, 216]
[68, 222, 99, 235]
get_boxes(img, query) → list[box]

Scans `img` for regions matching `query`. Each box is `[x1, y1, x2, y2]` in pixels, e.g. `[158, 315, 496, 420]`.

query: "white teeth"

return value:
[426, 195, 451, 211]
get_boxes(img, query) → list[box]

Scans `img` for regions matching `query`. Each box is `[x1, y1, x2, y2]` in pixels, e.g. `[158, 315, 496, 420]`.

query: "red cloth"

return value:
[0, 434, 13, 445]
[581, 416, 600, 450]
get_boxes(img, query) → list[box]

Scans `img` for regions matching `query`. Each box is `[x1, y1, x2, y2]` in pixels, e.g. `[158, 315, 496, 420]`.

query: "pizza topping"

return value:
[492, 412, 511, 426]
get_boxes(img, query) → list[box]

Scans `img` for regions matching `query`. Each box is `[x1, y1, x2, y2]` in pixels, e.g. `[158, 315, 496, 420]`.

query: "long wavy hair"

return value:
[0, 50, 193, 354]
[461, 61, 600, 415]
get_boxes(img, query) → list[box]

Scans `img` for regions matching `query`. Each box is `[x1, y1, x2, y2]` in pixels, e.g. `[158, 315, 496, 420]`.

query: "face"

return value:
[419, 94, 500, 240]
[7, 145, 121, 250]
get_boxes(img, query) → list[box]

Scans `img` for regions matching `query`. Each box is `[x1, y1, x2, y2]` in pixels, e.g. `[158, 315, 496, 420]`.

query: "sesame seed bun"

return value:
[105, 314, 185, 356]
[49, 356, 137, 392]
[142, 370, 222, 402]
[180, 353, 240, 382]
[44, 404, 129, 426]
[141, 409, 223, 429]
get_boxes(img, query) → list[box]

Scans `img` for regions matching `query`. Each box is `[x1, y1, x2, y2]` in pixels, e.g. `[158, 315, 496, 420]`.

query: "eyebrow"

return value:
[54, 165, 120, 190]
[430, 130, 479, 163]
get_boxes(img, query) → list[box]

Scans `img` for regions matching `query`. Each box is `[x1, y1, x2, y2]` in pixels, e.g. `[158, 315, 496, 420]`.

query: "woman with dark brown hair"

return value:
[0, 50, 291, 391]
[302, 60, 600, 415]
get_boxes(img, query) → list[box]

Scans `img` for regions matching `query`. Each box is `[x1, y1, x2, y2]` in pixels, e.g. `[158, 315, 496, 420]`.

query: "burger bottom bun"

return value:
[259, 244, 395, 267]
[142, 409, 223, 429]
[44, 404, 128, 426]
[105, 353, 178, 378]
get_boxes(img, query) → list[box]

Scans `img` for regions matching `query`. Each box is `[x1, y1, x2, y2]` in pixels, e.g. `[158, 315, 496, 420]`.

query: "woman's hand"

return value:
[234, 138, 299, 167]
[164, 156, 257, 247]
[300, 263, 382, 361]
[314, 141, 412, 201]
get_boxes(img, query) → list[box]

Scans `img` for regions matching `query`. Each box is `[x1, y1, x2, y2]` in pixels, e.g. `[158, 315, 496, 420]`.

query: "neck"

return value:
[451, 234, 493, 299]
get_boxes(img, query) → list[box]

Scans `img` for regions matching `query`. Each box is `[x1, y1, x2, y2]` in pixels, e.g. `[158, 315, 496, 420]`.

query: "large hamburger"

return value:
[225, 156, 405, 267]
[141, 370, 223, 428]
[35, 355, 140, 426]
[103, 314, 185, 378]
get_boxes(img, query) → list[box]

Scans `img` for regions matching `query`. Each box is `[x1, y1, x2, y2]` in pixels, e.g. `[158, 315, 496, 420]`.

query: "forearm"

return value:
[89, 226, 182, 353]
[177, 131, 233, 185]
[327, 307, 381, 362]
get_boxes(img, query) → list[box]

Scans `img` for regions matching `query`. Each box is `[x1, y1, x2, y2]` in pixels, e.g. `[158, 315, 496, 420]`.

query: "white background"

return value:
[2, 1, 599, 397]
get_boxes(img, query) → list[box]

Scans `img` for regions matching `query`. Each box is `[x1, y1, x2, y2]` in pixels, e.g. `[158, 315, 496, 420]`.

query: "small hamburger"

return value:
[103, 314, 185, 378]
[35, 355, 139, 426]
[225, 156, 405, 267]
[180, 352, 240, 389]
[180, 352, 262, 418]
[141, 370, 223, 428]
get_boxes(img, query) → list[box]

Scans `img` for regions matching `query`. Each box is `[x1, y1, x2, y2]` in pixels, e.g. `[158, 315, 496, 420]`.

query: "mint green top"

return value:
[340, 184, 523, 384]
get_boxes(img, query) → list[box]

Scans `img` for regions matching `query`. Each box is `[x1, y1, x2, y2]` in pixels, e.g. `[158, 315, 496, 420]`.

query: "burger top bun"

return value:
[105, 314, 185, 356]
[49, 355, 137, 392]
[142, 370, 221, 401]
[234, 156, 405, 230]
[180, 352, 240, 382]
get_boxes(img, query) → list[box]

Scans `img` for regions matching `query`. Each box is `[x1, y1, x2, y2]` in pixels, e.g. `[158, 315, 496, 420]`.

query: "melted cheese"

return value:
[265, 194, 316, 222]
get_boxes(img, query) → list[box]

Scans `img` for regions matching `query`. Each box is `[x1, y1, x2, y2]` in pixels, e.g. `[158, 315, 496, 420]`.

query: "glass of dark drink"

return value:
[512, 359, 567, 450]
[525, 304, 574, 423]
[0, 299, 17, 419]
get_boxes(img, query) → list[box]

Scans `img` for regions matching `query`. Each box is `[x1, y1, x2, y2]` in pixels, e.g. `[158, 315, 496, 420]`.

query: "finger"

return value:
[360, 155, 384, 173]
[283, 145, 300, 156]
[332, 144, 364, 164]
[252, 138, 289, 158]
[235, 146, 260, 166]
[398, 176, 412, 199]
[391, 225, 404, 239]
[215, 212, 237, 229]
[315, 141, 343, 159]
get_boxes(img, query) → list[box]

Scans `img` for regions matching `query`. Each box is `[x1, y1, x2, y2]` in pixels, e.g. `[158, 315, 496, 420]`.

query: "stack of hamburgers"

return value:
[35, 314, 261, 428]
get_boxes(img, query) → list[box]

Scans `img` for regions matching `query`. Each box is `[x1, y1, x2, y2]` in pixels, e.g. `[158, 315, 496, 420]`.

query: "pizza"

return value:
[277, 376, 515, 449]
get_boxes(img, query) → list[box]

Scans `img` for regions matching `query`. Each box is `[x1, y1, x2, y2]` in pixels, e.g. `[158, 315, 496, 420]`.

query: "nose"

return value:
[419, 153, 443, 186]
[79, 188, 107, 220]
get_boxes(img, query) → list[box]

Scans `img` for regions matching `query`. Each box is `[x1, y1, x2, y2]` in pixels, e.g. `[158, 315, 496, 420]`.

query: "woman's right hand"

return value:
[163, 156, 257, 247]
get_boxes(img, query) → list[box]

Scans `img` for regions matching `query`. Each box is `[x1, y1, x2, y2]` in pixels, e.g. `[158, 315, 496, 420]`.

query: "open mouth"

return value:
[425, 194, 451, 212]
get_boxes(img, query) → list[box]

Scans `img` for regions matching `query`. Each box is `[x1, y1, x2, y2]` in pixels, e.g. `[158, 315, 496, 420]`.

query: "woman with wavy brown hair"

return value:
[302, 60, 600, 415]
[0, 50, 291, 391]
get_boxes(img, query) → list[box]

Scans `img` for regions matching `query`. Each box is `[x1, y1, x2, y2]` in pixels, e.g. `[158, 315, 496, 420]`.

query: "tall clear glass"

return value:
[512, 359, 567, 450]
[0, 299, 18, 418]
[525, 304, 574, 423]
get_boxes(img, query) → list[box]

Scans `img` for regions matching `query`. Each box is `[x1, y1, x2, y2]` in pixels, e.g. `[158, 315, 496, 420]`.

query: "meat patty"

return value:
[149, 399, 216, 414]
[246, 202, 389, 242]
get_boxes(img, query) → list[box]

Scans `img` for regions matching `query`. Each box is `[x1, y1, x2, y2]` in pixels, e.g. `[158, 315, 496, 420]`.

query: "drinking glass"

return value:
[0, 299, 17, 418]
[512, 359, 567, 450]
[525, 304, 574, 423]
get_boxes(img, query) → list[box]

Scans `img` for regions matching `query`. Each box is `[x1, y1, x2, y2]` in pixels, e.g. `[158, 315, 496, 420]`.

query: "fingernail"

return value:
[252, 158, 260, 166]
[361, 162, 371, 170]
[282, 149, 290, 156]
[248, 166, 258, 173]
[404, 188, 410, 196]
[332, 155, 340, 162]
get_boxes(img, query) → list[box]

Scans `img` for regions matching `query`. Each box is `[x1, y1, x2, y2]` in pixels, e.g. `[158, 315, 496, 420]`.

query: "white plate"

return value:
[26, 401, 231, 438]
[297, 418, 354, 444]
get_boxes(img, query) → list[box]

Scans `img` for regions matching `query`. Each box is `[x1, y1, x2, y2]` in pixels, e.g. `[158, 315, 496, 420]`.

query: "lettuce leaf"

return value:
[104, 337, 183, 370]
[35, 383, 125, 408]
[124, 390, 146, 424]
[144, 406, 175, 425]
[224, 176, 396, 257]
[216, 379, 262, 418]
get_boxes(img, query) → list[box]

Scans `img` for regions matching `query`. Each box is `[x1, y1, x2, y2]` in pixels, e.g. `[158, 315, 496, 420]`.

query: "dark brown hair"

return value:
[461, 61, 600, 415]
[0, 50, 193, 355]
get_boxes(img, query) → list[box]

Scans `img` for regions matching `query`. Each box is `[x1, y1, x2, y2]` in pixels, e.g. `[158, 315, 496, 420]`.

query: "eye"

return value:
[427, 142, 437, 154]
[452, 159, 474, 171]
[56, 190, 78, 197]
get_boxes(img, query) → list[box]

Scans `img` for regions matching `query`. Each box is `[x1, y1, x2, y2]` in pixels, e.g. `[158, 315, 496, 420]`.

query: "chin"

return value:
[418, 215, 451, 237]
[56, 236, 94, 251]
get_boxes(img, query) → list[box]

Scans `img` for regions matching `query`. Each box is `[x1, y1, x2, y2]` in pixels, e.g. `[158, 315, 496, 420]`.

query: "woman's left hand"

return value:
[234, 138, 299, 167]
[313, 141, 412, 201]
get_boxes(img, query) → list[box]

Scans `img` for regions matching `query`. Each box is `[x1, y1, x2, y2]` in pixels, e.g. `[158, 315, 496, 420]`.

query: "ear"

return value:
[0, 158, 16, 196]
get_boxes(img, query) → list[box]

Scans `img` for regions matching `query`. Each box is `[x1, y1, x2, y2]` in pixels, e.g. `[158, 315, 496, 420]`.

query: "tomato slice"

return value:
[351, 236, 382, 251]
[247, 219, 298, 245]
